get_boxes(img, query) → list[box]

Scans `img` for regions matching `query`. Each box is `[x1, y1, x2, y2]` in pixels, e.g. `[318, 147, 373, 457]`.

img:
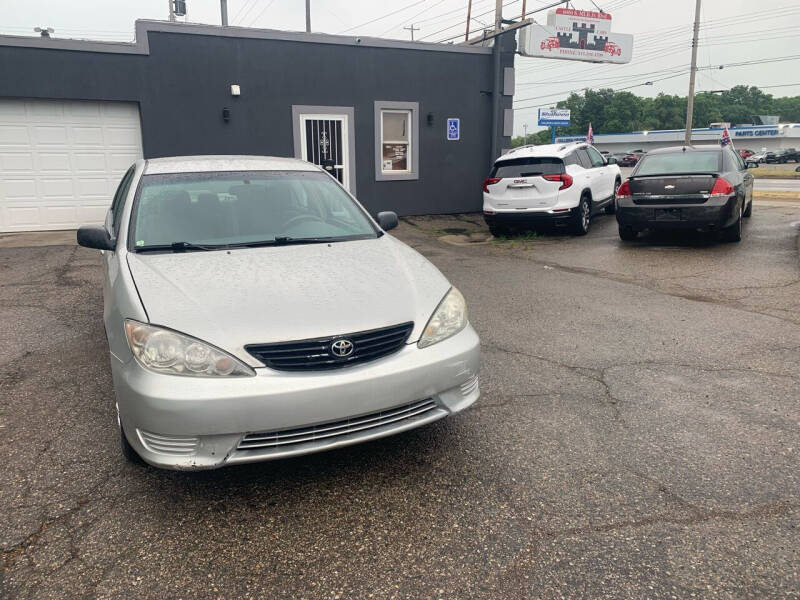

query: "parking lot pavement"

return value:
[2, 206, 799, 599]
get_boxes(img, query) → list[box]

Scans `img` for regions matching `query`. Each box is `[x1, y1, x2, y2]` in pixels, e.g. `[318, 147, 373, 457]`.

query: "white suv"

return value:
[483, 142, 622, 236]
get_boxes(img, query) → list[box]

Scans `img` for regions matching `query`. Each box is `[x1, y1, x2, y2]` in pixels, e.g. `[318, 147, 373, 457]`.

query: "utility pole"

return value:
[523, 123, 528, 145]
[684, 0, 702, 145]
[465, 0, 472, 42]
[168, 0, 175, 22]
[403, 24, 419, 41]
[305, 0, 311, 32]
[220, 0, 228, 25]
[521, 0, 527, 19]
[489, 0, 503, 162]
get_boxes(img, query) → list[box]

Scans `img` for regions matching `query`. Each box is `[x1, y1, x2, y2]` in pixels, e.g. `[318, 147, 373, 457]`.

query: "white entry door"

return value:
[0, 99, 143, 232]
[298, 113, 352, 191]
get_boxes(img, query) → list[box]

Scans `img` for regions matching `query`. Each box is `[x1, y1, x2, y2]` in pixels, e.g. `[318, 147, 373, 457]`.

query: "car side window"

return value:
[586, 146, 605, 168]
[111, 167, 136, 238]
[576, 149, 593, 169]
[734, 151, 746, 171]
[563, 153, 578, 167]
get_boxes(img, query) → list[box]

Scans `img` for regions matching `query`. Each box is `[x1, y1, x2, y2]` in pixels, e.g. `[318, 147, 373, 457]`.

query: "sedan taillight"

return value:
[541, 173, 573, 190]
[616, 181, 632, 199]
[483, 177, 500, 193]
[710, 177, 734, 196]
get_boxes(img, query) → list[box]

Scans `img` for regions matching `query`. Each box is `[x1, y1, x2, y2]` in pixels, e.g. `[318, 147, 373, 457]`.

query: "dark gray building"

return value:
[0, 21, 515, 232]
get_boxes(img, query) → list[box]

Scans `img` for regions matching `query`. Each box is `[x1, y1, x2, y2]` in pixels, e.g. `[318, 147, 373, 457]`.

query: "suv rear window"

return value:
[491, 157, 564, 178]
[636, 152, 721, 175]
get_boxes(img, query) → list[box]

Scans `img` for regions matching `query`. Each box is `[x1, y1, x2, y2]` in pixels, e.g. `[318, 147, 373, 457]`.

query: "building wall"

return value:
[0, 22, 515, 216]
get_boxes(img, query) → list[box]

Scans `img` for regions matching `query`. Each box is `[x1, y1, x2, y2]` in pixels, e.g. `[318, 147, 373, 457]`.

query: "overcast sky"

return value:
[1, 0, 797, 135]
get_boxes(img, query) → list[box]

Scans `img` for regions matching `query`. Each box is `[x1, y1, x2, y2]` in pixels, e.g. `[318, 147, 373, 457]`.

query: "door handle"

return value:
[507, 183, 535, 189]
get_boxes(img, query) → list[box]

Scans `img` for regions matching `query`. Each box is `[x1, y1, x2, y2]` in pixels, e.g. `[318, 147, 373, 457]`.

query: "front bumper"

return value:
[616, 195, 739, 231]
[112, 325, 480, 470]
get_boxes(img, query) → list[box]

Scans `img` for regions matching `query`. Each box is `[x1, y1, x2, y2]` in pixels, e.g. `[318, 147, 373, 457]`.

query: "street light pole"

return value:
[220, 0, 228, 25]
[684, 0, 702, 145]
[524, 123, 528, 145]
[305, 0, 311, 32]
[168, 0, 175, 22]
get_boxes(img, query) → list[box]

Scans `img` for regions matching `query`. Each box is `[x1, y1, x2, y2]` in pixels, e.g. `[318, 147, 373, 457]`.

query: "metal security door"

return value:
[300, 115, 350, 190]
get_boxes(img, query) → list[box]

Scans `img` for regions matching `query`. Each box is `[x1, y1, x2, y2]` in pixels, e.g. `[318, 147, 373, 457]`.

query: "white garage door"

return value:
[0, 99, 143, 232]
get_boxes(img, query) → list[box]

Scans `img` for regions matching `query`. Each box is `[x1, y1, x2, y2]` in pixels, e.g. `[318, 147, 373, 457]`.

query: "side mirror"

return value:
[376, 211, 399, 232]
[606, 156, 618, 165]
[77, 225, 115, 250]
[747, 162, 759, 169]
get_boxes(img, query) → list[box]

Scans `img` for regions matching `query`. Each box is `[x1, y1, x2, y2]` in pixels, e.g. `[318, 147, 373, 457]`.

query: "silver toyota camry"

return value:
[77, 156, 480, 470]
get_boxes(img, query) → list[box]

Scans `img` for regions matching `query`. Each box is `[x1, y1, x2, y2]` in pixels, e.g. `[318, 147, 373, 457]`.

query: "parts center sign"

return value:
[519, 8, 633, 64]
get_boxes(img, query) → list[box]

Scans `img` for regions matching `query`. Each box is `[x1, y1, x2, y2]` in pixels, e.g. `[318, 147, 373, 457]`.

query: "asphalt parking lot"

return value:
[2, 201, 799, 598]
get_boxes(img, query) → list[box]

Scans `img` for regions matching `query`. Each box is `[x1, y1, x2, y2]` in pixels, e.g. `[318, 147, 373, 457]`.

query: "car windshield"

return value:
[130, 171, 377, 250]
[635, 152, 721, 175]
[491, 157, 563, 178]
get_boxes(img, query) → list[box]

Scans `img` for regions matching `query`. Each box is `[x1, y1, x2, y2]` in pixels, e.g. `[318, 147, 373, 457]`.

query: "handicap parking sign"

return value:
[447, 118, 460, 141]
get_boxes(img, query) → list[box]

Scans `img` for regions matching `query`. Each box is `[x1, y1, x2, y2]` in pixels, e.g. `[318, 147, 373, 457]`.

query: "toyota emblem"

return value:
[331, 339, 354, 358]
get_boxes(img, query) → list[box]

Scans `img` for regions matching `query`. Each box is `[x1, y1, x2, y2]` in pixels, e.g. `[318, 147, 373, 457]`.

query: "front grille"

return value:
[237, 399, 439, 451]
[246, 322, 414, 371]
[137, 430, 199, 456]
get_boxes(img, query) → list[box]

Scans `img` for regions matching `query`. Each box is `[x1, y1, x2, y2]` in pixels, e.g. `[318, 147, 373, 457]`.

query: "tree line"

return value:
[512, 85, 800, 147]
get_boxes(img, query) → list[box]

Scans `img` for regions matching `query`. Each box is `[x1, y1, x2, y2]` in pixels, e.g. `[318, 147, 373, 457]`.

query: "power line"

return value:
[336, 0, 428, 34]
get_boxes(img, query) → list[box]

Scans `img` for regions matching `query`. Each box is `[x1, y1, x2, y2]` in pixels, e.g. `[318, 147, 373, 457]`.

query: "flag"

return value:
[720, 126, 731, 147]
[586, 123, 594, 144]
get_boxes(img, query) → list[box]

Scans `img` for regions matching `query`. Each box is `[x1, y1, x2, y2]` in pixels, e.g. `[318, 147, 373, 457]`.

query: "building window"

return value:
[374, 101, 419, 181]
[381, 110, 411, 173]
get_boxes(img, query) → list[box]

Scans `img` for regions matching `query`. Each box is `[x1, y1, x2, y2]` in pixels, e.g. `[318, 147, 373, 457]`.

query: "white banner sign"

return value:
[519, 8, 633, 64]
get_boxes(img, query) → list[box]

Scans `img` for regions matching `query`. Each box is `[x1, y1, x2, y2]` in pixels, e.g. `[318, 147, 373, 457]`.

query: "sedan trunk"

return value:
[628, 175, 718, 204]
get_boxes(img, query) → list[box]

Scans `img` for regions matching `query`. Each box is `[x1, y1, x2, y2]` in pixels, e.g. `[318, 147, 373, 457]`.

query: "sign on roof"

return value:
[538, 108, 570, 127]
[519, 8, 633, 64]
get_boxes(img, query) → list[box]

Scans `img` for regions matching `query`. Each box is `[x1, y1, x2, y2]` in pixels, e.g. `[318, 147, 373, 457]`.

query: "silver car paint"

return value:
[99, 156, 480, 470]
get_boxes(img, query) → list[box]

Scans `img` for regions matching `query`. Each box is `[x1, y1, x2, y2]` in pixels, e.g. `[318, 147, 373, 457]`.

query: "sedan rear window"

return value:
[491, 157, 563, 178]
[636, 152, 721, 175]
[130, 171, 377, 250]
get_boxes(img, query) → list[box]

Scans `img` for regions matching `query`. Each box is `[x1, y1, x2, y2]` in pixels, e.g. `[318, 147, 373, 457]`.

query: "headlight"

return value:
[418, 287, 468, 348]
[124, 320, 254, 377]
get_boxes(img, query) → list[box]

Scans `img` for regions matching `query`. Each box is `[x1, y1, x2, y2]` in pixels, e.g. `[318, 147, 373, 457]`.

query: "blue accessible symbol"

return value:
[447, 118, 460, 141]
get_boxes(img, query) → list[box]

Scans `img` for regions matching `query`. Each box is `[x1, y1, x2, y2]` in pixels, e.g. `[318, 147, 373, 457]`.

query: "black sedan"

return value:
[615, 145, 754, 242]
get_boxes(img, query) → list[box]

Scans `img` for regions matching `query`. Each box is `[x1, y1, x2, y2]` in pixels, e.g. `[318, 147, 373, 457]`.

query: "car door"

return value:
[585, 145, 613, 200]
[573, 148, 594, 198]
[732, 149, 754, 206]
[576, 147, 604, 205]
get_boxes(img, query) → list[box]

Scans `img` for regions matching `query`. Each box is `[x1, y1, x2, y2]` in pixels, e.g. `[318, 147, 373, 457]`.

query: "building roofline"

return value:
[0, 19, 492, 55]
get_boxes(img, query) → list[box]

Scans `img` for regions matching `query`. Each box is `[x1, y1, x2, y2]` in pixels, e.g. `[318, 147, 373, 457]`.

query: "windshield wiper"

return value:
[136, 241, 226, 253]
[231, 237, 340, 248]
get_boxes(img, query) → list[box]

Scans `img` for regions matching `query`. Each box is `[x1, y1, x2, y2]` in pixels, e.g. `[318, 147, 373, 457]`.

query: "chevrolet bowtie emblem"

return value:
[664, 185, 676, 189]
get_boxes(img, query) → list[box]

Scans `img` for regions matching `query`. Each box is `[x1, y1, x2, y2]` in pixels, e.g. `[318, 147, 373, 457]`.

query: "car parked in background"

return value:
[777, 148, 798, 162]
[746, 152, 767, 165]
[618, 150, 645, 167]
[738, 148, 754, 159]
[76, 156, 481, 469]
[615, 145, 754, 243]
[483, 142, 622, 236]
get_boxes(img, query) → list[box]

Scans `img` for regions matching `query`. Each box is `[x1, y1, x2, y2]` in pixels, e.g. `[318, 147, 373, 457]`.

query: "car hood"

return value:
[126, 236, 451, 367]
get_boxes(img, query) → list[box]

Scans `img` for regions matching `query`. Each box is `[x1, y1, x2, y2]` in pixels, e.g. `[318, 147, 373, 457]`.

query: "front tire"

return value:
[117, 404, 144, 465]
[572, 195, 591, 236]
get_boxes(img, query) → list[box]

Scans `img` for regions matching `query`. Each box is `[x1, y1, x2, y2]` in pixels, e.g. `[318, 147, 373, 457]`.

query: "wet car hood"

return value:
[126, 236, 451, 367]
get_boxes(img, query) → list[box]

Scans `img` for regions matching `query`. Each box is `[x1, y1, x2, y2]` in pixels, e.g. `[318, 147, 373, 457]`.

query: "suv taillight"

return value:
[483, 177, 500, 193]
[710, 177, 734, 196]
[616, 181, 631, 198]
[542, 173, 573, 190]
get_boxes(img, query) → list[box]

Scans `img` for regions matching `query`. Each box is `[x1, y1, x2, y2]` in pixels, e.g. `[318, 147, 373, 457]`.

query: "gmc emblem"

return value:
[513, 179, 527, 183]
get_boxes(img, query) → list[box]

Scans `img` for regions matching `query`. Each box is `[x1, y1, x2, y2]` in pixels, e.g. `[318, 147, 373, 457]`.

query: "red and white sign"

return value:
[519, 9, 633, 64]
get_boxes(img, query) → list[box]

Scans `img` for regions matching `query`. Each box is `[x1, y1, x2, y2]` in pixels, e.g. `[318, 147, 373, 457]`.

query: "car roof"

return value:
[496, 142, 591, 162]
[644, 145, 723, 156]
[143, 155, 320, 175]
